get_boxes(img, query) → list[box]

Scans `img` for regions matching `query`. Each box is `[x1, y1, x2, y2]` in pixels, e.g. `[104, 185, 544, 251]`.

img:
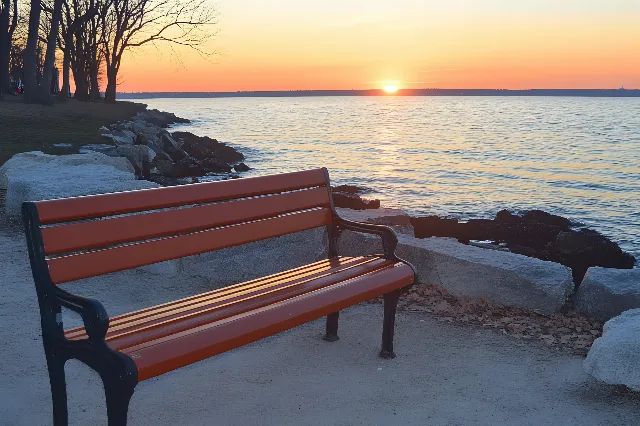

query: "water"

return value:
[131, 96, 640, 259]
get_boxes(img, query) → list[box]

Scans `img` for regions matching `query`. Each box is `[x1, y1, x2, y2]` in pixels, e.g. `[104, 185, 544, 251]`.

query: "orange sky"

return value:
[118, 0, 640, 92]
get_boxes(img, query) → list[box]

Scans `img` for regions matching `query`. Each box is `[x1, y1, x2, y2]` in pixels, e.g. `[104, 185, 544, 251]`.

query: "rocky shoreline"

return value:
[331, 185, 637, 285]
[98, 108, 250, 186]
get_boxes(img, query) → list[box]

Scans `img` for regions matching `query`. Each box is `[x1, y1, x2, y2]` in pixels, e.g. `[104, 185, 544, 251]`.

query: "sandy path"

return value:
[0, 225, 637, 426]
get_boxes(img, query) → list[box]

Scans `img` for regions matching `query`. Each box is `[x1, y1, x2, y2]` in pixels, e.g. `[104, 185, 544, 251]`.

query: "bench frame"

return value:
[22, 168, 414, 425]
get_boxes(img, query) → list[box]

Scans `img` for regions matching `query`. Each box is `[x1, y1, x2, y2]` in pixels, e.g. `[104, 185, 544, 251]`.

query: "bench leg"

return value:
[102, 373, 136, 426]
[323, 311, 340, 342]
[380, 290, 401, 359]
[45, 350, 68, 426]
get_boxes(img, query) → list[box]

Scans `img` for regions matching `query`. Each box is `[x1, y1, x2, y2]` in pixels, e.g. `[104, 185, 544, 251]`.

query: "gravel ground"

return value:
[0, 224, 638, 426]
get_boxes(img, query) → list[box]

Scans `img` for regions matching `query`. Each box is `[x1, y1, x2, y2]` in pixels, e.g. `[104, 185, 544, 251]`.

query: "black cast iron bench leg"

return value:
[323, 311, 340, 342]
[380, 289, 402, 359]
[45, 348, 69, 426]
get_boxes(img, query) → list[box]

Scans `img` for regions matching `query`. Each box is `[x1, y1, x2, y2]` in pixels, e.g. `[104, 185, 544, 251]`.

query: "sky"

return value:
[119, 0, 640, 92]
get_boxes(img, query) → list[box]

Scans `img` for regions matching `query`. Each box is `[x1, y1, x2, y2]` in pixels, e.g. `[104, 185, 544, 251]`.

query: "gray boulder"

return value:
[2, 152, 157, 216]
[584, 309, 640, 391]
[0, 151, 134, 190]
[339, 232, 574, 313]
[575, 267, 640, 320]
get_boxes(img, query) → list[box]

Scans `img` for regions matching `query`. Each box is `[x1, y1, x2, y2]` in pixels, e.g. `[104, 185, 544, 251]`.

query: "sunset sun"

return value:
[383, 85, 399, 94]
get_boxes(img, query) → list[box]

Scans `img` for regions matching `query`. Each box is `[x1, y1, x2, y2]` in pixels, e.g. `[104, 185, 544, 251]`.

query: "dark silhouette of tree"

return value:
[101, 0, 216, 103]
[0, 0, 18, 98]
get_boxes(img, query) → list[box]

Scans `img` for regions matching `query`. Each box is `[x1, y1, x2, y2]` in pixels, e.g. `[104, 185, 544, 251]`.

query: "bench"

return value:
[22, 168, 415, 425]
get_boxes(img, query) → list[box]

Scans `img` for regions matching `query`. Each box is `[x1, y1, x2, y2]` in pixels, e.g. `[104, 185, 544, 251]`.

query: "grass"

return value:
[0, 96, 146, 165]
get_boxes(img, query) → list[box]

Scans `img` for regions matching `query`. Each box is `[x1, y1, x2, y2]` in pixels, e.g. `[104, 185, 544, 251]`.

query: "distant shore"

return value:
[119, 88, 640, 99]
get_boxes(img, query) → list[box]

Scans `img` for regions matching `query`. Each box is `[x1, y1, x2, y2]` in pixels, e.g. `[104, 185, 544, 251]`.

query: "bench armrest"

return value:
[335, 217, 399, 261]
[53, 287, 109, 341]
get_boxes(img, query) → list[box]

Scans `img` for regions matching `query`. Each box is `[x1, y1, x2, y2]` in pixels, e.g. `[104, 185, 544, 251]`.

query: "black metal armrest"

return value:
[52, 287, 109, 341]
[334, 216, 399, 260]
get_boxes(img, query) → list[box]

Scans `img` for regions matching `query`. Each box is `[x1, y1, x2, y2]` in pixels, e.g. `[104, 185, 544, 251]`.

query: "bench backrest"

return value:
[23, 168, 334, 285]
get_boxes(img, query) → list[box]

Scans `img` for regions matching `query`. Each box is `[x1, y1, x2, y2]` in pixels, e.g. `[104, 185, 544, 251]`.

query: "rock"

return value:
[584, 309, 640, 391]
[523, 210, 573, 229]
[340, 232, 574, 313]
[575, 268, 640, 320]
[410, 216, 460, 239]
[134, 109, 190, 127]
[332, 192, 380, 210]
[101, 129, 136, 145]
[549, 230, 636, 283]
[202, 158, 233, 173]
[79, 144, 119, 157]
[214, 144, 244, 163]
[0, 151, 134, 190]
[160, 133, 189, 163]
[173, 132, 221, 160]
[4, 155, 158, 216]
[339, 232, 574, 314]
[116, 145, 155, 179]
[154, 157, 205, 178]
[233, 162, 251, 172]
[336, 208, 413, 235]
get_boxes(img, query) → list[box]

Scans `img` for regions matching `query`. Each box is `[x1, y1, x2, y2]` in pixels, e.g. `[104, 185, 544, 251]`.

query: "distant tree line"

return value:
[0, 0, 216, 103]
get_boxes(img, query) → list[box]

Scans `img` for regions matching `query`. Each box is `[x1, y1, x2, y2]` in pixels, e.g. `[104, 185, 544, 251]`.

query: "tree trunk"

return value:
[89, 66, 100, 100]
[104, 66, 117, 103]
[58, 47, 70, 100]
[0, 0, 9, 99]
[23, 0, 42, 102]
[38, 0, 64, 103]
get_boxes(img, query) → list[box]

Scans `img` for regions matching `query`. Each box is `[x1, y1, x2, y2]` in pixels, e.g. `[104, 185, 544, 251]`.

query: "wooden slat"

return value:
[124, 263, 415, 381]
[47, 208, 332, 284]
[68, 257, 393, 351]
[64, 257, 369, 339]
[42, 187, 330, 255]
[35, 168, 328, 224]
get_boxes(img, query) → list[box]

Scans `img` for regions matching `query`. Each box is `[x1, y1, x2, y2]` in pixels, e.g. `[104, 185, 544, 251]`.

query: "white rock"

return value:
[584, 309, 640, 391]
[575, 267, 640, 320]
[0, 151, 134, 190]
[339, 231, 574, 313]
[3, 153, 158, 216]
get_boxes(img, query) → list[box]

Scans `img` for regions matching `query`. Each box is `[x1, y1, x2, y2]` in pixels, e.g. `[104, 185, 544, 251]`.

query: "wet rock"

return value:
[201, 158, 233, 173]
[332, 192, 380, 210]
[234, 162, 251, 172]
[214, 145, 244, 163]
[154, 157, 204, 178]
[160, 133, 189, 163]
[173, 132, 221, 160]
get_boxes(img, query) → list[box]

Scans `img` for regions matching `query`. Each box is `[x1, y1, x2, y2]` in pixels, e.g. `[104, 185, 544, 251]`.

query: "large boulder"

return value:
[134, 109, 190, 127]
[575, 268, 640, 320]
[100, 128, 136, 145]
[0, 151, 134, 190]
[332, 192, 380, 210]
[339, 232, 574, 314]
[584, 309, 640, 391]
[173, 132, 221, 160]
[116, 145, 156, 179]
[5, 158, 158, 216]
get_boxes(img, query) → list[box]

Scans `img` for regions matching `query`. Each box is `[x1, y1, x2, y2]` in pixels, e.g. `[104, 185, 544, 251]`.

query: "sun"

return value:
[383, 85, 399, 94]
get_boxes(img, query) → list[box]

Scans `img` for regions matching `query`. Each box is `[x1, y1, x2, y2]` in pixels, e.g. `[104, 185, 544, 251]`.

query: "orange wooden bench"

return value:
[22, 168, 415, 425]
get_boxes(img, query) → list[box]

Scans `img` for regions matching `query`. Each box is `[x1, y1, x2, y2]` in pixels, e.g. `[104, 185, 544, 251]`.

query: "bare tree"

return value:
[101, 0, 216, 103]
[0, 0, 18, 98]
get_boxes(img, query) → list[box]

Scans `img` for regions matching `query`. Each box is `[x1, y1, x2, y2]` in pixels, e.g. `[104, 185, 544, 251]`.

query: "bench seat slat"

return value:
[123, 262, 415, 381]
[65, 257, 369, 339]
[66, 256, 392, 351]
[35, 168, 328, 224]
[47, 208, 332, 284]
[42, 187, 330, 255]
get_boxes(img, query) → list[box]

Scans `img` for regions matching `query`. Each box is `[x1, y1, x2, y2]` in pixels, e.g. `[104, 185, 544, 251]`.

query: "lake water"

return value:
[131, 96, 640, 260]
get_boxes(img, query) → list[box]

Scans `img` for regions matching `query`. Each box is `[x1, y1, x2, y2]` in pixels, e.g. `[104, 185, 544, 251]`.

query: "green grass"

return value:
[0, 96, 146, 165]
